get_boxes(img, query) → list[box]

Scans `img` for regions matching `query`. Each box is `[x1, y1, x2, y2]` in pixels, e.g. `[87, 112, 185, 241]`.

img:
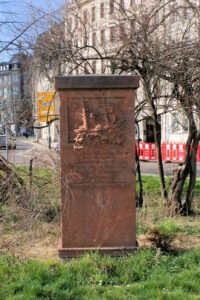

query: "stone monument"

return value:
[55, 75, 139, 258]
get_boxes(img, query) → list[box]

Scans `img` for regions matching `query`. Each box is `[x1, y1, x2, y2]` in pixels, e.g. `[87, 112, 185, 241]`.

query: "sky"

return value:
[0, 0, 65, 62]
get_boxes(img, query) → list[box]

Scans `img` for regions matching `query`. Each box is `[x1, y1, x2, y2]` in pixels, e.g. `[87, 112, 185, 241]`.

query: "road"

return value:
[140, 161, 200, 178]
[0, 137, 59, 168]
[2, 137, 200, 177]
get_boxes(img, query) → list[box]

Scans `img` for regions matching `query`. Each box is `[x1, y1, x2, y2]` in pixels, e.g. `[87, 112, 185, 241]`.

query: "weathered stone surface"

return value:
[56, 75, 139, 258]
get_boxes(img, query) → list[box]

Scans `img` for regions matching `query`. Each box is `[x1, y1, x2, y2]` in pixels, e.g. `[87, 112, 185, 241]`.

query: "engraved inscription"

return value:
[67, 97, 127, 150]
[66, 159, 132, 188]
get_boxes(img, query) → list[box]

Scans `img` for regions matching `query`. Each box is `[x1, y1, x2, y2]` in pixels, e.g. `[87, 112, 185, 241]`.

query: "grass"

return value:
[136, 174, 200, 198]
[1, 249, 200, 299]
[0, 165, 60, 226]
[1, 170, 200, 299]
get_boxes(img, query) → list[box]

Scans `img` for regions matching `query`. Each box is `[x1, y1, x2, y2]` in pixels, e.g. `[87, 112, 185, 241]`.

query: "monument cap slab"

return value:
[55, 75, 139, 90]
[56, 75, 139, 258]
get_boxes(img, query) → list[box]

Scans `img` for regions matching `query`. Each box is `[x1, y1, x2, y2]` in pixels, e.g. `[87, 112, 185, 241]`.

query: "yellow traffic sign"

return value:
[37, 92, 55, 122]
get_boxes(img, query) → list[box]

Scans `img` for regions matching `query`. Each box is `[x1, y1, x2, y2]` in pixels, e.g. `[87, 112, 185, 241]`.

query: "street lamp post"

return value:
[47, 123, 51, 149]
[5, 123, 8, 160]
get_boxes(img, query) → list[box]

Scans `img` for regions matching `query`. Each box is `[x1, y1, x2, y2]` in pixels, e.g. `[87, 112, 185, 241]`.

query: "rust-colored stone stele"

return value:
[55, 75, 139, 258]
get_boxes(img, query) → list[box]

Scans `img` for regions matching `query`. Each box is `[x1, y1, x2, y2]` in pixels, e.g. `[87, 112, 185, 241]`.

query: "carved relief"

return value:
[68, 97, 127, 150]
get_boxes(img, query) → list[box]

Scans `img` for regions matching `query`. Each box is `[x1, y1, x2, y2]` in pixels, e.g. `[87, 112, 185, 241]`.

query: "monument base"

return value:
[58, 239, 137, 258]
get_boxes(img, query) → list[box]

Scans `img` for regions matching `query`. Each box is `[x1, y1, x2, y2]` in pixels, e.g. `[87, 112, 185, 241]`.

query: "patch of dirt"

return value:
[171, 234, 200, 251]
[0, 221, 60, 260]
[1, 215, 200, 259]
[138, 231, 200, 253]
[138, 228, 174, 251]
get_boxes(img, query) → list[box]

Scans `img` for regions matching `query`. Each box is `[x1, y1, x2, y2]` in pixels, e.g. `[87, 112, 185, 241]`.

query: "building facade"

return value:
[34, 0, 200, 144]
[63, 0, 200, 144]
[0, 54, 31, 135]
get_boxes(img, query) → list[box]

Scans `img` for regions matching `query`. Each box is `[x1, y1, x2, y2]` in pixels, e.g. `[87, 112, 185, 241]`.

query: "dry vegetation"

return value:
[1, 152, 200, 299]
[0, 150, 61, 259]
[1, 171, 200, 260]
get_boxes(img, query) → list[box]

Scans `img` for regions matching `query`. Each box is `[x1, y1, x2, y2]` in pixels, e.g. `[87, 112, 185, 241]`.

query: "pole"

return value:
[5, 124, 8, 160]
[48, 123, 51, 149]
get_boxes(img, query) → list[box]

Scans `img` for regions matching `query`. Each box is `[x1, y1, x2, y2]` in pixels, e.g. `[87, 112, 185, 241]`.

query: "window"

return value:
[172, 113, 180, 133]
[4, 76, 9, 83]
[0, 89, 3, 97]
[84, 63, 89, 74]
[120, 0, 124, 9]
[92, 32, 96, 47]
[119, 23, 125, 37]
[3, 100, 7, 108]
[13, 63, 20, 69]
[83, 10, 88, 24]
[153, 12, 159, 25]
[91, 7, 95, 21]
[75, 15, 79, 28]
[101, 60, 105, 73]
[110, 27, 115, 42]
[3, 88, 7, 99]
[67, 18, 72, 31]
[69, 65, 73, 75]
[130, 0, 135, 7]
[171, 5, 179, 23]
[110, 57, 117, 74]
[83, 33, 88, 46]
[100, 3, 104, 18]
[24, 87, 28, 96]
[100, 29, 105, 45]
[183, 116, 189, 132]
[13, 86, 20, 96]
[109, 0, 114, 14]
[129, 20, 135, 38]
[185, 7, 190, 19]
[92, 61, 96, 73]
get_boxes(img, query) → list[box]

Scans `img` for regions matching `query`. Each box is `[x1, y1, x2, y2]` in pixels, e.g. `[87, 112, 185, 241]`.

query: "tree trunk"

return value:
[144, 83, 168, 202]
[168, 163, 189, 213]
[168, 132, 200, 215]
[153, 118, 168, 201]
[136, 144, 143, 207]
[184, 133, 200, 214]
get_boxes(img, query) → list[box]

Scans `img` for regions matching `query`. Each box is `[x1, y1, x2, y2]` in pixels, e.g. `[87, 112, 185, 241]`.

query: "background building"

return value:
[32, 0, 200, 145]
[0, 54, 32, 135]
[63, 0, 200, 144]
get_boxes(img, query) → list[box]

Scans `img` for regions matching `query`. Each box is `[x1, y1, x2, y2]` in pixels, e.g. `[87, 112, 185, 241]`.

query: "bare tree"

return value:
[20, 0, 200, 213]
[160, 39, 200, 214]
[68, 0, 200, 212]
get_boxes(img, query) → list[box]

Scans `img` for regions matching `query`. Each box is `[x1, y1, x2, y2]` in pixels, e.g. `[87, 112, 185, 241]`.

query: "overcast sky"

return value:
[0, 0, 65, 62]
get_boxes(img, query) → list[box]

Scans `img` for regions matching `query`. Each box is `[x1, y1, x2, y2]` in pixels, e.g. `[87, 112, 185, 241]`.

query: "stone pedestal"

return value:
[55, 75, 139, 258]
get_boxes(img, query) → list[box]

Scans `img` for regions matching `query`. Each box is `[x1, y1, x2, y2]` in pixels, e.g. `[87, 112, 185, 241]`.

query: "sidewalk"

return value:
[21, 136, 57, 149]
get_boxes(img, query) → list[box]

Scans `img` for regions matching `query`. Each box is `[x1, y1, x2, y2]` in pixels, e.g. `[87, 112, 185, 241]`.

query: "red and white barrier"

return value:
[138, 142, 144, 160]
[149, 143, 157, 161]
[165, 144, 172, 161]
[135, 142, 200, 162]
[197, 144, 200, 163]
[178, 144, 186, 162]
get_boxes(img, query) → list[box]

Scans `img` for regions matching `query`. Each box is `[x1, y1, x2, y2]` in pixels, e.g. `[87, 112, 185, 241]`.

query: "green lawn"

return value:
[136, 175, 200, 198]
[1, 169, 200, 299]
[1, 249, 200, 299]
